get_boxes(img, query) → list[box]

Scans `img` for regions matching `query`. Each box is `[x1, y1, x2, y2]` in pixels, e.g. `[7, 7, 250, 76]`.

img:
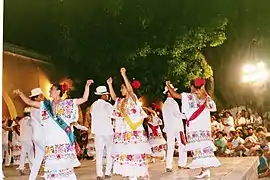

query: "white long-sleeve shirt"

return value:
[162, 97, 186, 133]
[90, 99, 114, 135]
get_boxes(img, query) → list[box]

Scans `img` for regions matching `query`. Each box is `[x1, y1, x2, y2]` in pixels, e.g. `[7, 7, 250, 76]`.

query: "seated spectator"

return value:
[225, 130, 248, 157]
[216, 117, 224, 132]
[256, 127, 267, 144]
[259, 151, 270, 178]
[254, 112, 263, 127]
[243, 126, 260, 156]
[235, 111, 246, 128]
[262, 136, 270, 150]
[214, 131, 227, 156]
[257, 149, 268, 174]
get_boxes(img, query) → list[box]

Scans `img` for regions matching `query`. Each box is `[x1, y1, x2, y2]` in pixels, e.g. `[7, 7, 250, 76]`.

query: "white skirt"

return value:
[112, 130, 151, 177]
[45, 168, 77, 180]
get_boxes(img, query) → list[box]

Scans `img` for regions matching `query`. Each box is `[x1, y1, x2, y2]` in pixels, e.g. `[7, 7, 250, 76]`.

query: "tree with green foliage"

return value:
[4, 0, 228, 103]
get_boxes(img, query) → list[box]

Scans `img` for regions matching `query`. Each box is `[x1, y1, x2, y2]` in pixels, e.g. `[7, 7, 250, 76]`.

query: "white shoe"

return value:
[194, 169, 210, 179]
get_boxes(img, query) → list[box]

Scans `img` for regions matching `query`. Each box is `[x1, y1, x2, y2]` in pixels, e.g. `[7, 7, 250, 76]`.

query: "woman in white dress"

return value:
[166, 78, 221, 179]
[107, 68, 151, 180]
[13, 79, 93, 180]
[143, 107, 166, 163]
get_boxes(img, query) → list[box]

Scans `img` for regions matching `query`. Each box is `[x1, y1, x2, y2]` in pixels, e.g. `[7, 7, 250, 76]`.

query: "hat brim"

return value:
[29, 93, 43, 97]
[163, 88, 178, 94]
[94, 92, 110, 95]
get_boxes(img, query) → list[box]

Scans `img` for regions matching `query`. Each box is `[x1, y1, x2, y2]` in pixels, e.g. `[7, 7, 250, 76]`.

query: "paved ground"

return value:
[3, 157, 261, 180]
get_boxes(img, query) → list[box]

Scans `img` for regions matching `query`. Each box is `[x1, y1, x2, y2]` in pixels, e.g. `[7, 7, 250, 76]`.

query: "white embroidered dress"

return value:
[181, 93, 221, 169]
[40, 99, 80, 180]
[111, 97, 151, 178]
[148, 115, 166, 157]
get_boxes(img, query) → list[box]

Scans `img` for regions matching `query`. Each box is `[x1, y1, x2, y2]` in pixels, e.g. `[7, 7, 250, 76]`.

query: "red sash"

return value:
[148, 124, 159, 136]
[186, 100, 207, 127]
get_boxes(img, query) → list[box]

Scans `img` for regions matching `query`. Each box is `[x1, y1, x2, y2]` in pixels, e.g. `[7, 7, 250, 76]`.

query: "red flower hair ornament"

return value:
[132, 79, 141, 89]
[152, 103, 159, 110]
[194, 78, 206, 87]
[61, 83, 69, 93]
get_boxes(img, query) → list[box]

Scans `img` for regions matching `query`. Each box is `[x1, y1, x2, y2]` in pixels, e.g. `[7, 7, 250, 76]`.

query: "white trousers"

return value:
[2, 144, 11, 166]
[29, 140, 45, 180]
[94, 135, 113, 177]
[166, 132, 187, 169]
[19, 141, 34, 170]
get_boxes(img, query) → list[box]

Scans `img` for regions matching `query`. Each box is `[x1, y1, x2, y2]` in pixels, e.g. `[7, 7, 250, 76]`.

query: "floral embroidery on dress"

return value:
[41, 99, 78, 122]
[45, 143, 77, 161]
[112, 153, 147, 166]
[191, 146, 215, 160]
[41, 110, 49, 120]
[149, 133, 163, 140]
[151, 144, 166, 153]
[45, 168, 75, 179]
[112, 97, 147, 119]
[186, 130, 211, 144]
[113, 130, 148, 144]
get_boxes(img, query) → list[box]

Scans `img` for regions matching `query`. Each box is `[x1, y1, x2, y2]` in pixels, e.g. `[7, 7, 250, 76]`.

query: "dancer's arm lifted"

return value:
[107, 77, 117, 101]
[13, 89, 41, 108]
[120, 67, 137, 102]
[165, 80, 182, 99]
[76, 79, 94, 105]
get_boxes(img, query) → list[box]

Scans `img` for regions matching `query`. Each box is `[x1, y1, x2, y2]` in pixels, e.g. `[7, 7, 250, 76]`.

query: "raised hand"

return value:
[86, 80, 94, 86]
[120, 67, 126, 75]
[165, 80, 171, 86]
[13, 89, 22, 96]
[107, 77, 113, 85]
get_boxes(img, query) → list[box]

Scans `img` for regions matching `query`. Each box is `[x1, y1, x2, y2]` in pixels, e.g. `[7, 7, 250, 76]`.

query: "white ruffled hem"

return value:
[112, 143, 152, 155]
[151, 151, 165, 157]
[113, 163, 149, 177]
[188, 157, 221, 169]
[185, 140, 215, 152]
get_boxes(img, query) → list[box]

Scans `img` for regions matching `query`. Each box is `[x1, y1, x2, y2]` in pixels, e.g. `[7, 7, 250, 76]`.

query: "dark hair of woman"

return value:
[52, 83, 64, 97]
[143, 119, 149, 139]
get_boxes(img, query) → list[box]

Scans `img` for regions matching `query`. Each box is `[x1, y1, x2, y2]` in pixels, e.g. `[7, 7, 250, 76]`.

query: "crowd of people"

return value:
[210, 109, 270, 178]
[2, 67, 267, 179]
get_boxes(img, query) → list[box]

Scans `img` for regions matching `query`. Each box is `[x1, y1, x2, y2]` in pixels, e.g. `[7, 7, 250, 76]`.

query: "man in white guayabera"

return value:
[28, 88, 46, 180]
[162, 84, 187, 172]
[90, 86, 114, 179]
[18, 107, 34, 175]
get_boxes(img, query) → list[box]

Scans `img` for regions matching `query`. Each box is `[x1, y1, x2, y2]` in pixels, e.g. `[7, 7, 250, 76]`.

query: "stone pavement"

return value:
[3, 157, 260, 180]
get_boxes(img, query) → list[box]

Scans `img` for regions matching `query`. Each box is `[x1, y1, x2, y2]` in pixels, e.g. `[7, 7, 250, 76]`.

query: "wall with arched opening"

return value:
[2, 51, 53, 118]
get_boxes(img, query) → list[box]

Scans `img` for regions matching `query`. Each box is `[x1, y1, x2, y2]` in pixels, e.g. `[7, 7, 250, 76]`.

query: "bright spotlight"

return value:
[257, 62, 265, 69]
[242, 74, 251, 83]
[243, 64, 256, 73]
